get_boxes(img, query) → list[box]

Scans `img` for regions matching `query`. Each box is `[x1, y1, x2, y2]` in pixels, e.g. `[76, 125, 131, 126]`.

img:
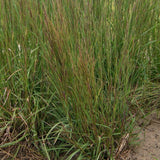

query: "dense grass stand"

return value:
[0, 0, 160, 159]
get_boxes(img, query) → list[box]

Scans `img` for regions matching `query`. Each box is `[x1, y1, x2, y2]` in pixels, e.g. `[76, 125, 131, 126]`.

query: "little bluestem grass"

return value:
[0, 0, 160, 159]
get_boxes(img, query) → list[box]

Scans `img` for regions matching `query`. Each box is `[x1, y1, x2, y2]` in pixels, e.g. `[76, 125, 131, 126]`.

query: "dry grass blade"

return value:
[115, 133, 129, 159]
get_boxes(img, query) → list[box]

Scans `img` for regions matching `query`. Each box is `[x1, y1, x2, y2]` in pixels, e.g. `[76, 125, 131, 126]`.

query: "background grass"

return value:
[0, 0, 160, 159]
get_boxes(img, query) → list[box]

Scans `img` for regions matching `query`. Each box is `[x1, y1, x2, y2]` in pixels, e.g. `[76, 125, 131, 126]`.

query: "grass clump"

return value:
[0, 0, 160, 159]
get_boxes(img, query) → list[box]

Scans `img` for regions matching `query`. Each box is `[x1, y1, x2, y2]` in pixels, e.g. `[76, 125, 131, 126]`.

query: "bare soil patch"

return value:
[126, 112, 160, 160]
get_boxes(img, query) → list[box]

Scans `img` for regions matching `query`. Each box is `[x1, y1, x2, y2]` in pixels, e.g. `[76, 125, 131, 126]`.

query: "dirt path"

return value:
[128, 113, 160, 160]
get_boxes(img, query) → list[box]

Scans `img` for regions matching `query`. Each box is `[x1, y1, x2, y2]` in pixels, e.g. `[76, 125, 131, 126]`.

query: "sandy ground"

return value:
[125, 113, 160, 160]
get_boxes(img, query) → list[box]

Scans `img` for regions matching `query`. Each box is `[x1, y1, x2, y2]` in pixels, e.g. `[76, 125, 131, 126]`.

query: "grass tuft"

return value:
[0, 0, 160, 159]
